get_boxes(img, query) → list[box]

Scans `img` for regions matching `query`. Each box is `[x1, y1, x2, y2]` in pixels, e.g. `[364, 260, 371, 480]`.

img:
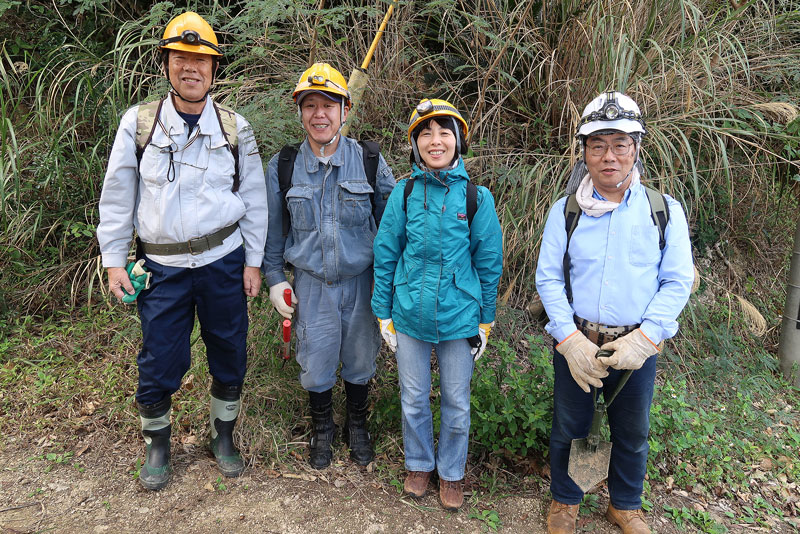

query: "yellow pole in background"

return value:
[341, 2, 396, 137]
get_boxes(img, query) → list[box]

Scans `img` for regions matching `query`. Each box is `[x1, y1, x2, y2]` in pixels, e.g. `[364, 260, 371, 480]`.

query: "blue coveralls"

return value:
[262, 136, 396, 392]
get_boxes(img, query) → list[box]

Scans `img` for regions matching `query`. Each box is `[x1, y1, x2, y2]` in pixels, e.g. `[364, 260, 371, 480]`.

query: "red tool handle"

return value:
[282, 319, 291, 342]
[283, 288, 292, 307]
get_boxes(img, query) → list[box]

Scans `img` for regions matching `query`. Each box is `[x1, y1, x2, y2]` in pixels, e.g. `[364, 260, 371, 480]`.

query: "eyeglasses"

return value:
[586, 141, 633, 157]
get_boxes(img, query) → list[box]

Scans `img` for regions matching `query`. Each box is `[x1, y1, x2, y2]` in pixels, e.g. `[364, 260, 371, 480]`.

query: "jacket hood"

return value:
[410, 158, 470, 185]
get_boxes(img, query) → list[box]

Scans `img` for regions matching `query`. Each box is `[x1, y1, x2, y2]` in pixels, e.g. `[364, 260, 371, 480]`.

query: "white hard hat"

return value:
[576, 91, 646, 138]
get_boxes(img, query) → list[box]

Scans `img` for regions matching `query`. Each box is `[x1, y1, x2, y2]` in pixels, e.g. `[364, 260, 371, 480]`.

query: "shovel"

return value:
[567, 349, 632, 493]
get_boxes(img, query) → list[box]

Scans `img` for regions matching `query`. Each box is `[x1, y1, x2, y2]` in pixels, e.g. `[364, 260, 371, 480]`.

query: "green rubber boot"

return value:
[210, 379, 245, 477]
[138, 396, 172, 491]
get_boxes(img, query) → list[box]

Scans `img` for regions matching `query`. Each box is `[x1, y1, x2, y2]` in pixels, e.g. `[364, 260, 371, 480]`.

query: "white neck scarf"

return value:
[575, 167, 641, 217]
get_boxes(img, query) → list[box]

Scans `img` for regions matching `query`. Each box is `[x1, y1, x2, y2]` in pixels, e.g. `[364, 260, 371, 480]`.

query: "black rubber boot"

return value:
[343, 381, 374, 466]
[138, 396, 172, 491]
[210, 379, 245, 478]
[308, 389, 336, 469]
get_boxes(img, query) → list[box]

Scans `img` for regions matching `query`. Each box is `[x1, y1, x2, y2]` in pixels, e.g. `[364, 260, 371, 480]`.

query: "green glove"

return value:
[122, 259, 151, 304]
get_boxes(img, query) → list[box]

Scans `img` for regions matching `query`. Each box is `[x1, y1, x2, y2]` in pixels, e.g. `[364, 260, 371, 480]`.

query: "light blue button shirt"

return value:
[535, 182, 694, 345]
[97, 95, 267, 269]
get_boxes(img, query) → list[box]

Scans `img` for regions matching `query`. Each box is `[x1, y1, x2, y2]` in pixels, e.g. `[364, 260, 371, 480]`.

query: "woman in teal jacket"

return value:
[372, 98, 503, 511]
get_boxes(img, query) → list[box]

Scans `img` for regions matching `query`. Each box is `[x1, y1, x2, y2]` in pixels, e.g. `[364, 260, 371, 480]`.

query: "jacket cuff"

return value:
[263, 269, 287, 287]
[245, 251, 264, 268]
[101, 253, 128, 269]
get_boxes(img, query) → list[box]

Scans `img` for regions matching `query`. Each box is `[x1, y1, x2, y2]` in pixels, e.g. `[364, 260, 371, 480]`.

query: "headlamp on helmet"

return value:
[576, 91, 646, 138]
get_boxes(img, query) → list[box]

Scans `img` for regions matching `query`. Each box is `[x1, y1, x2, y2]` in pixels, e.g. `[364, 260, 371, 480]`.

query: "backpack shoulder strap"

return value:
[466, 181, 478, 227]
[278, 144, 300, 238]
[644, 186, 669, 249]
[212, 101, 241, 192]
[358, 140, 381, 220]
[563, 193, 581, 303]
[402, 177, 416, 213]
[135, 98, 166, 164]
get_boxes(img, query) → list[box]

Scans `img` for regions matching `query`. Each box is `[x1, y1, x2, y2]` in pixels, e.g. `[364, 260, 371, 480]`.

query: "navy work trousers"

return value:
[135, 248, 248, 405]
[549, 348, 657, 510]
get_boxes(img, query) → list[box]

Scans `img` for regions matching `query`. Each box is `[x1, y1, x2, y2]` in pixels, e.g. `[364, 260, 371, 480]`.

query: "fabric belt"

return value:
[574, 314, 639, 346]
[139, 224, 238, 256]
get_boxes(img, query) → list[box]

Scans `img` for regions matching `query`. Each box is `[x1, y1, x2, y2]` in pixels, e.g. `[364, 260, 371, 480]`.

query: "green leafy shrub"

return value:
[470, 335, 553, 456]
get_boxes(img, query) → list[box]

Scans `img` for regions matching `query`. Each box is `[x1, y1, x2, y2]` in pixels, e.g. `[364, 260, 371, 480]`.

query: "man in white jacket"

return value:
[96, 12, 266, 490]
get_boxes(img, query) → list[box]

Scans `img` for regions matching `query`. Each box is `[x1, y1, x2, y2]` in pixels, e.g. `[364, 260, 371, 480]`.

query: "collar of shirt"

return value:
[299, 135, 348, 174]
[161, 94, 223, 138]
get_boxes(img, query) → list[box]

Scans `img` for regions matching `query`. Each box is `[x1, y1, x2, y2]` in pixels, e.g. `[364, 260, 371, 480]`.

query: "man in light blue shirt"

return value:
[262, 63, 395, 470]
[536, 91, 693, 534]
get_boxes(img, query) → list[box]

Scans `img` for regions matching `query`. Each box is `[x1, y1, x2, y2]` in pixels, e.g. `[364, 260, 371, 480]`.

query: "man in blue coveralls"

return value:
[97, 12, 266, 490]
[536, 91, 693, 534]
[262, 63, 395, 469]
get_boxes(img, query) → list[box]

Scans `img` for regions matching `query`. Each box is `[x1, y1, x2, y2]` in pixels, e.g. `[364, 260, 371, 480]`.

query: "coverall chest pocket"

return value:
[629, 225, 662, 266]
[286, 186, 316, 231]
[205, 138, 235, 189]
[139, 143, 172, 188]
[338, 181, 373, 227]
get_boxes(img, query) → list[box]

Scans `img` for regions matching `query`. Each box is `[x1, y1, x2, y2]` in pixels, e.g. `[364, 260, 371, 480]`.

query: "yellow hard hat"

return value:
[407, 98, 468, 144]
[292, 63, 350, 104]
[159, 12, 222, 56]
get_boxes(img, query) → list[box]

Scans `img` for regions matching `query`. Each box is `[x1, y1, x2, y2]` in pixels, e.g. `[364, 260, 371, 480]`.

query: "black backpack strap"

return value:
[278, 144, 300, 237]
[466, 181, 477, 227]
[403, 178, 416, 212]
[563, 193, 581, 304]
[358, 140, 381, 221]
[644, 186, 669, 250]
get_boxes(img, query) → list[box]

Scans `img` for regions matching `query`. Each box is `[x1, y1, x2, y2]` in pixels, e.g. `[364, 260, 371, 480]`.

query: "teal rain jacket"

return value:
[372, 159, 503, 343]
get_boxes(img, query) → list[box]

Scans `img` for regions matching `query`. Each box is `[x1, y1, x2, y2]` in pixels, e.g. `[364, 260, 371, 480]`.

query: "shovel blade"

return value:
[567, 438, 613, 493]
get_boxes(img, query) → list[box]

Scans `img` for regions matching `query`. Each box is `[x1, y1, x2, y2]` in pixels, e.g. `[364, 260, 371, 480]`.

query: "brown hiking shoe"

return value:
[403, 471, 432, 498]
[606, 504, 651, 534]
[439, 479, 463, 511]
[547, 500, 579, 534]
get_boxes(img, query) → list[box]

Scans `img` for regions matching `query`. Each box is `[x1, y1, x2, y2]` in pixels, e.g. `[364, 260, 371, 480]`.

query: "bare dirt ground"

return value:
[0, 433, 680, 534]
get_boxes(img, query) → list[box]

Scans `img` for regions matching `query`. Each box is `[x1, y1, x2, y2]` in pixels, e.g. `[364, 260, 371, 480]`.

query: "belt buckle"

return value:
[187, 237, 207, 255]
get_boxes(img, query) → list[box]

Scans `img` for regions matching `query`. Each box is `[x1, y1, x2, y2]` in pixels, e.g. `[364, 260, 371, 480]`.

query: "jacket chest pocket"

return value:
[286, 186, 316, 231]
[205, 138, 234, 189]
[139, 143, 172, 188]
[629, 225, 662, 266]
[338, 181, 373, 227]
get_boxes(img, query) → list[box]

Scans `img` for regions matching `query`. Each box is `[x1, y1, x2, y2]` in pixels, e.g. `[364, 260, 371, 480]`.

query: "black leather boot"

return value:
[308, 389, 336, 469]
[210, 379, 245, 477]
[343, 381, 374, 465]
[138, 396, 172, 491]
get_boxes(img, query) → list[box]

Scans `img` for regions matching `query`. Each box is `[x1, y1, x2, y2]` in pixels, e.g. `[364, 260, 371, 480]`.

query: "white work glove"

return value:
[468, 322, 494, 362]
[269, 281, 297, 319]
[598, 328, 659, 370]
[556, 330, 609, 393]
[377, 318, 397, 353]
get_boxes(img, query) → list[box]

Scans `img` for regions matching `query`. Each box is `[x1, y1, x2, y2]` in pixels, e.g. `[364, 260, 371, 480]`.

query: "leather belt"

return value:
[574, 314, 639, 346]
[139, 224, 238, 256]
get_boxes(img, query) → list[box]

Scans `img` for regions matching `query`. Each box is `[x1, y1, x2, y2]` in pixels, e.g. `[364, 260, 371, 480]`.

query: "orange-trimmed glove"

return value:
[557, 330, 609, 393]
[598, 328, 659, 370]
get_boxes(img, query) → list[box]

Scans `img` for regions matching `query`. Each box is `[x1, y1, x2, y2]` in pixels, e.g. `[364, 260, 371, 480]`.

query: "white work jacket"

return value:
[97, 94, 267, 269]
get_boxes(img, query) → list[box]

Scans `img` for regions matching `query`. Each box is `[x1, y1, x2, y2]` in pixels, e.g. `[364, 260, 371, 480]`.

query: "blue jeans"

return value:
[293, 267, 380, 393]
[550, 349, 656, 509]
[395, 331, 475, 481]
[136, 248, 248, 405]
